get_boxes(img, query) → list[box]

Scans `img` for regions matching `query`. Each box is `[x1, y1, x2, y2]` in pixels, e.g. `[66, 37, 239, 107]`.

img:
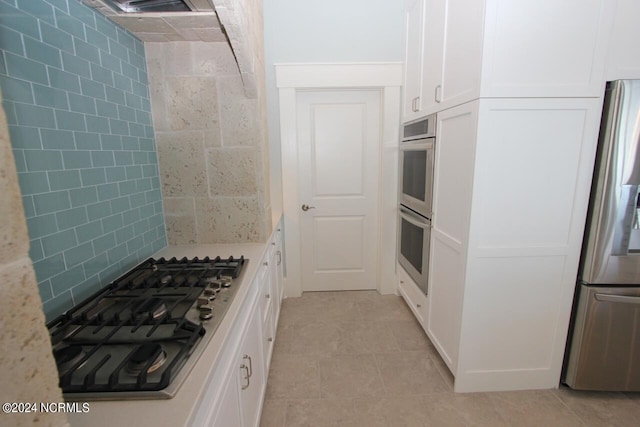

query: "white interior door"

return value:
[296, 90, 381, 291]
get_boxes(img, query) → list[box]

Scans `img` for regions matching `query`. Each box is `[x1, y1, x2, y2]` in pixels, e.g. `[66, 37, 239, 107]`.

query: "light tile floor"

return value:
[260, 291, 640, 427]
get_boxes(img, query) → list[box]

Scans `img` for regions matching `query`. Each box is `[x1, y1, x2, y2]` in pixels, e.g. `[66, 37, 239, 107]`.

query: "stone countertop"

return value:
[67, 242, 268, 427]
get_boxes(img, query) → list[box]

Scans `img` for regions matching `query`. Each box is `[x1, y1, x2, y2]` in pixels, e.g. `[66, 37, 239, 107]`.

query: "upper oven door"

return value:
[400, 138, 435, 219]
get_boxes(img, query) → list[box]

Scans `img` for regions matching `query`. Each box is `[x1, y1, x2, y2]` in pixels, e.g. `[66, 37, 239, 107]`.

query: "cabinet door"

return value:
[259, 258, 272, 328]
[427, 101, 478, 374]
[409, 0, 484, 117]
[237, 298, 266, 427]
[606, 0, 640, 80]
[269, 238, 284, 320]
[439, 0, 483, 108]
[211, 370, 242, 427]
[403, 0, 425, 121]
[453, 98, 602, 392]
[262, 303, 275, 370]
[480, 0, 611, 97]
[418, 0, 445, 114]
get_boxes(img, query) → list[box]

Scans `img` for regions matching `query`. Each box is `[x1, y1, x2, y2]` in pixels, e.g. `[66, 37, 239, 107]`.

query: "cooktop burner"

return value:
[47, 256, 247, 400]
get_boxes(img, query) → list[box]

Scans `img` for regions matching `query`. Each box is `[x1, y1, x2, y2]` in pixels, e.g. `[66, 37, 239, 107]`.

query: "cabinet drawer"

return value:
[398, 264, 428, 325]
[262, 301, 275, 370]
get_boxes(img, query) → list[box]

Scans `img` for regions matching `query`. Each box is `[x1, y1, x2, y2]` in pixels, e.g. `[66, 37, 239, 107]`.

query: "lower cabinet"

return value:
[207, 289, 265, 427]
[397, 264, 428, 325]
[209, 366, 242, 427]
[196, 221, 285, 426]
[237, 295, 266, 427]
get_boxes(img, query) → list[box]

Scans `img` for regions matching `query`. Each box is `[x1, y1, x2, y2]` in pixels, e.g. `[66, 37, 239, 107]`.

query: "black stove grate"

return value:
[47, 256, 245, 395]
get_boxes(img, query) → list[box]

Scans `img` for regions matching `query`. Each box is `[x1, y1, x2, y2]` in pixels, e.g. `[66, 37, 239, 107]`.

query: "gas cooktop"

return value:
[47, 256, 247, 400]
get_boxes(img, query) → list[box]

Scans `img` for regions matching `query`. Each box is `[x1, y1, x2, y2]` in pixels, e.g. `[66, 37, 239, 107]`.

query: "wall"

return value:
[0, 0, 166, 320]
[262, 0, 406, 217]
[146, 14, 271, 244]
[0, 89, 69, 427]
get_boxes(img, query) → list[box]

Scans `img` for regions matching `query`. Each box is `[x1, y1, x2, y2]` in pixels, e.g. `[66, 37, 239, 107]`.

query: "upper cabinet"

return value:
[403, 0, 425, 121]
[403, 0, 614, 122]
[605, 0, 640, 80]
[404, 0, 482, 122]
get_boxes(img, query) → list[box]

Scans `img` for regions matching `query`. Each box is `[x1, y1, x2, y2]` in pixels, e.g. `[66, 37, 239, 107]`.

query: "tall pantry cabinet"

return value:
[400, 0, 622, 392]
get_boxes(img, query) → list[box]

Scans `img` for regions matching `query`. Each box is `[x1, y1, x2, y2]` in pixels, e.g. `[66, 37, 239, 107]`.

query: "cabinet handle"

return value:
[277, 251, 282, 266]
[243, 354, 253, 378]
[268, 337, 273, 342]
[412, 96, 420, 112]
[400, 280, 404, 284]
[266, 293, 270, 299]
[240, 363, 250, 390]
[435, 85, 442, 103]
[417, 304, 422, 308]
[263, 261, 268, 266]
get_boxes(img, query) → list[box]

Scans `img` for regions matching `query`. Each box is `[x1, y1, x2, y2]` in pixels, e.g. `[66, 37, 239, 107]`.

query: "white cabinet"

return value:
[399, 0, 617, 393]
[402, 0, 425, 122]
[237, 295, 266, 427]
[426, 102, 477, 373]
[257, 255, 274, 370]
[205, 287, 265, 427]
[210, 361, 242, 427]
[425, 98, 603, 392]
[397, 263, 428, 325]
[261, 222, 284, 371]
[605, 0, 640, 80]
[427, 0, 482, 114]
[193, 223, 285, 426]
[271, 225, 284, 308]
[402, 0, 613, 121]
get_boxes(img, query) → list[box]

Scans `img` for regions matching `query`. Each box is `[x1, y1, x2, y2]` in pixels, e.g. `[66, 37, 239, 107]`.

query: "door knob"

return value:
[301, 204, 316, 211]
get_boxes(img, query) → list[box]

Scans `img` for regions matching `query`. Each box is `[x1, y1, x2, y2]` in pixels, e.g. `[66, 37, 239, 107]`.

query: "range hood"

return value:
[102, 0, 196, 13]
[83, 0, 222, 42]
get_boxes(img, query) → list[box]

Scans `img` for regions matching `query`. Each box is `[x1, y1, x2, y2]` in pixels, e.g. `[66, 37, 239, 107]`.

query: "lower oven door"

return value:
[398, 205, 430, 295]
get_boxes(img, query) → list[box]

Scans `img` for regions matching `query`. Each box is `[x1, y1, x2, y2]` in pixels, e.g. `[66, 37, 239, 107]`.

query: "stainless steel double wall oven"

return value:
[398, 114, 436, 295]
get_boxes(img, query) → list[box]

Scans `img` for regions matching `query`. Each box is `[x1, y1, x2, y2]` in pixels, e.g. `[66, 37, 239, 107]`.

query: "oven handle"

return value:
[399, 139, 434, 150]
[399, 206, 431, 228]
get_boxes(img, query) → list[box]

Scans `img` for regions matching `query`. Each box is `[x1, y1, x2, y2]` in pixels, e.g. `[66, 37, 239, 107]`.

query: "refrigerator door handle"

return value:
[594, 293, 640, 304]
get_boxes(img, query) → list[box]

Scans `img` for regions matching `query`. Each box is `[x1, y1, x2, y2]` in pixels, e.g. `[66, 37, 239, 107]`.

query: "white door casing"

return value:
[297, 90, 381, 291]
[276, 63, 403, 297]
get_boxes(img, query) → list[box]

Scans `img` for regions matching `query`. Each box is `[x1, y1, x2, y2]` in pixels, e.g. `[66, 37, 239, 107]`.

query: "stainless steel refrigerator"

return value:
[563, 80, 640, 391]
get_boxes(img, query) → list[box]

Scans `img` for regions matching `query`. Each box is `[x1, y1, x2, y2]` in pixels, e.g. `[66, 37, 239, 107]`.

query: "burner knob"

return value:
[203, 288, 217, 298]
[197, 296, 214, 307]
[199, 305, 213, 320]
[220, 276, 232, 287]
[207, 279, 223, 291]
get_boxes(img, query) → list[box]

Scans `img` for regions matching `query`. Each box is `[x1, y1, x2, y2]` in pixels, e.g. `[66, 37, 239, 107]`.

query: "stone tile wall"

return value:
[0, 88, 69, 427]
[147, 40, 271, 244]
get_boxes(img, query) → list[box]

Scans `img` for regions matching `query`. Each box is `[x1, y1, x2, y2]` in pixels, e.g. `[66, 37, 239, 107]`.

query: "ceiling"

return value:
[81, 0, 227, 43]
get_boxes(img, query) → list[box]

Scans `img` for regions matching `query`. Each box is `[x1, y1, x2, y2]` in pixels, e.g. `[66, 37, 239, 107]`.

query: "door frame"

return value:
[275, 63, 403, 297]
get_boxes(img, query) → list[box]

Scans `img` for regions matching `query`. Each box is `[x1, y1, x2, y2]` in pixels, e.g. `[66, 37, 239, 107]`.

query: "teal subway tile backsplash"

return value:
[16, 0, 55, 25]
[48, 66, 81, 93]
[0, 0, 166, 321]
[39, 22, 74, 54]
[5, 53, 49, 85]
[0, 2, 40, 40]
[41, 129, 75, 150]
